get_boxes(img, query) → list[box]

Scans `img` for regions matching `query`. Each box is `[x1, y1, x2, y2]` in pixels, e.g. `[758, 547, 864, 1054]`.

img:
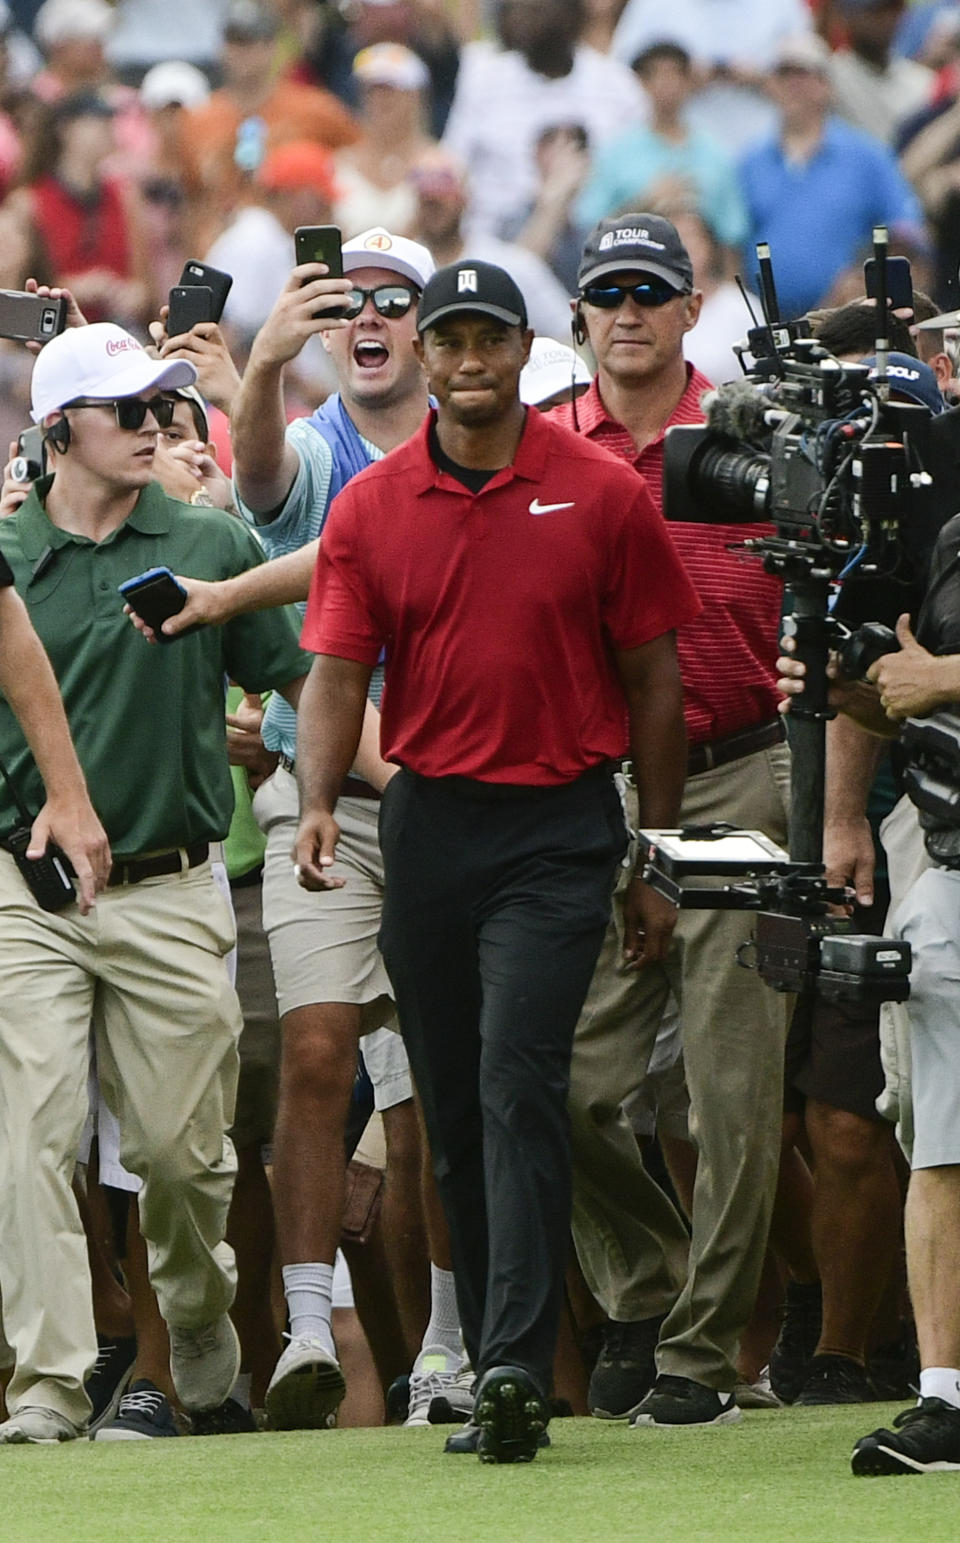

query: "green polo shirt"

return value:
[0, 477, 312, 858]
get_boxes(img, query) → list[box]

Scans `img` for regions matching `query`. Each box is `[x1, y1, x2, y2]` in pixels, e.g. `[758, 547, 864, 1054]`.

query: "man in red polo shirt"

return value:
[293, 259, 700, 1463]
[551, 214, 791, 1428]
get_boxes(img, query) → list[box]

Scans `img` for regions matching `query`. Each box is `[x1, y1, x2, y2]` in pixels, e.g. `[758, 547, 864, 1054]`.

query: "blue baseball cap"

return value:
[863, 352, 944, 415]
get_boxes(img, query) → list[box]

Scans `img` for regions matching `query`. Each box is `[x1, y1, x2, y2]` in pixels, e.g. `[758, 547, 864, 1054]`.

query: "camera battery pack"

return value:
[818, 934, 911, 1005]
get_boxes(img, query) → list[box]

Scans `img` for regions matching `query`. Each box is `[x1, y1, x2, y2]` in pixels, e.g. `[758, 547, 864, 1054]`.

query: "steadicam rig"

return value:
[648, 229, 920, 1002]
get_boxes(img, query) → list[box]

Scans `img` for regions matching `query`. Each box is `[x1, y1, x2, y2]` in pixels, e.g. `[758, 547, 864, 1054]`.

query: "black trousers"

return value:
[378, 765, 627, 1395]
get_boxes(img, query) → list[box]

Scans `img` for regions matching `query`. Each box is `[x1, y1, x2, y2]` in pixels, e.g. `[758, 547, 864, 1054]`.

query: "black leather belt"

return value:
[686, 719, 786, 777]
[108, 841, 209, 887]
[278, 753, 380, 801]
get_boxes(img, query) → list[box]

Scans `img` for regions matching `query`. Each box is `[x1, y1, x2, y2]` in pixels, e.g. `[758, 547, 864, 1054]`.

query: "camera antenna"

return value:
[872, 225, 890, 401]
[735, 276, 760, 327]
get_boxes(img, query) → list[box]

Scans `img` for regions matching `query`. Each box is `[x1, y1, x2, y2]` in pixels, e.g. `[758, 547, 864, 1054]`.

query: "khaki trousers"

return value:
[0, 854, 241, 1426]
[569, 743, 791, 1390]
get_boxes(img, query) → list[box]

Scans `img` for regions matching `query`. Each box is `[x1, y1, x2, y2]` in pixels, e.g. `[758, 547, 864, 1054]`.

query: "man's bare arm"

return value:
[232, 266, 352, 514]
[0, 586, 110, 910]
[824, 714, 884, 907]
[353, 699, 397, 792]
[293, 653, 373, 889]
[615, 631, 688, 968]
[128, 541, 319, 639]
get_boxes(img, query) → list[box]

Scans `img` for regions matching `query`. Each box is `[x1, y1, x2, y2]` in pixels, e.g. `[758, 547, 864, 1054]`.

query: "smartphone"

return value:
[294, 225, 343, 277]
[295, 225, 346, 319]
[118, 565, 189, 643]
[167, 284, 215, 337]
[178, 260, 233, 322]
[0, 290, 67, 344]
[863, 256, 914, 312]
[11, 425, 45, 484]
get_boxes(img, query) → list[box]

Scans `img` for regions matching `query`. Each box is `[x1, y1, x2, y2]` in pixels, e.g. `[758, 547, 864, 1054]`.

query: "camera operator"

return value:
[550, 213, 791, 1428]
[768, 330, 945, 1405]
[779, 522, 960, 1473]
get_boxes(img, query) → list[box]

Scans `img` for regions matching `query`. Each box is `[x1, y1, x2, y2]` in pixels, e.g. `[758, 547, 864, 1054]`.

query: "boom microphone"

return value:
[701, 379, 775, 443]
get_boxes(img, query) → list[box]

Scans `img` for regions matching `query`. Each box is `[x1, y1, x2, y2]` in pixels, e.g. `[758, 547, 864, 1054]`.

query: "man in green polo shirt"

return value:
[0, 322, 311, 1446]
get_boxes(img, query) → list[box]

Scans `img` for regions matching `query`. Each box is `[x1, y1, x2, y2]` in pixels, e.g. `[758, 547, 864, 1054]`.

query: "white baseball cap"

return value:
[352, 43, 429, 92]
[31, 323, 197, 422]
[35, 0, 113, 47]
[520, 338, 592, 406]
[342, 227, 435, 290]
[140, 61, 211, 111]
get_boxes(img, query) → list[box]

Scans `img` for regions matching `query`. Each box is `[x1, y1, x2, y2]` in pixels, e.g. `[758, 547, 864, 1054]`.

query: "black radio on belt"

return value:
[0, 753, 76, 911]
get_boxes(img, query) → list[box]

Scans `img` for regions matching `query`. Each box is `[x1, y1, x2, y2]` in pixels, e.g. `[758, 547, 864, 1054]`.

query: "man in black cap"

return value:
[552, 213, 792, 1428]
[292, 258, 701, 1462]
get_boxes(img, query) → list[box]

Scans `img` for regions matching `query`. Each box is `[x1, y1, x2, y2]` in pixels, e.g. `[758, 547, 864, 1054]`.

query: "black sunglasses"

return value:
[581, 279, 685, 310]
[65, 395, 177, 430]
[342, 284, 416, 321]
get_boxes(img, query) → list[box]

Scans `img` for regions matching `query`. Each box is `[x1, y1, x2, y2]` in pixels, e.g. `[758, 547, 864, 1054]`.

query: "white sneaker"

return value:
[265, 1335, 345, 1431]
[169, 1314, 241, 1413]
[735, 1372, 782, 1409]
[0, 1406, 83, 1444]
[405, 1345, 475, 1427]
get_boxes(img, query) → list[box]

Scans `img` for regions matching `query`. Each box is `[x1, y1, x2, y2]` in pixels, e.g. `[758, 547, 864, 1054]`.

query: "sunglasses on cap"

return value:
[581, 277, 686, 310]
[342, 284, 417, 321]
[65, 394, 177, 430]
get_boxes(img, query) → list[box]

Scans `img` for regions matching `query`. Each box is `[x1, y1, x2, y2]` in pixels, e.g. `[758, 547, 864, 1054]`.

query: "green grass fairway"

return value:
[3, 1407, 957, 1543]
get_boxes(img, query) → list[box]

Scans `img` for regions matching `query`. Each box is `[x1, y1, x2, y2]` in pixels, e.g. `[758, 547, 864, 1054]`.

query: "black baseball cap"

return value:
[417, 260, 528, 334]
[578, 214, 693, 293]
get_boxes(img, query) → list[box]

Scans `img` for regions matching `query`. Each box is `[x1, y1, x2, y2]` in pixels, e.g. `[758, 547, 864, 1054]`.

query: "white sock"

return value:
[918, 1367, 960, 1409]
[231, 1371, 252, 1410]
[421, 1265, 463, 1360]
[282, 1262, 336, 1357]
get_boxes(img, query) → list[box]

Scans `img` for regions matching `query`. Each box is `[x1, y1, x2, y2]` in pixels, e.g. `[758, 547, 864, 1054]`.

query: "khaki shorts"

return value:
[252, 767, 411, 1111]
[253, 766, 394, 1029]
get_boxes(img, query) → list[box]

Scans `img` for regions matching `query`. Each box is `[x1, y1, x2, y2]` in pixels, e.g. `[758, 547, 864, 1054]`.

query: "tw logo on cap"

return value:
[458, 270, 478, 294]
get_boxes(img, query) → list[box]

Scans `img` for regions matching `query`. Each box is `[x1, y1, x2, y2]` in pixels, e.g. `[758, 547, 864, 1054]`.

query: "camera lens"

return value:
[693, 444, 771, 520]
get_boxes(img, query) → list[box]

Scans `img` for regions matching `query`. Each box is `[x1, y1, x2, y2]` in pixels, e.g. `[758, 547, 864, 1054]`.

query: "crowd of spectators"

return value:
[0, 0, 955, 429]
[3, 0, 960, 1465]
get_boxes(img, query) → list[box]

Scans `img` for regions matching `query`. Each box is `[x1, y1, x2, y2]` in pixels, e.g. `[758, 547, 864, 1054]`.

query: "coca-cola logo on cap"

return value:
[105, 337, 142, 357]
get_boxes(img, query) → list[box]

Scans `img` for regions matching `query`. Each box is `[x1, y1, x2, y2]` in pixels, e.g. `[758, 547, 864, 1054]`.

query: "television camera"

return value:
[640, 229, 924, 1004]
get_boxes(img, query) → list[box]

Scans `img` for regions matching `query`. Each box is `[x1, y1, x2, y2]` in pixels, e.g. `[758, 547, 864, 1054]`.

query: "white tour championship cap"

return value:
[31, 323, 197, 422]
[520, 338, 592, 406]
[342, 227, 435, 290]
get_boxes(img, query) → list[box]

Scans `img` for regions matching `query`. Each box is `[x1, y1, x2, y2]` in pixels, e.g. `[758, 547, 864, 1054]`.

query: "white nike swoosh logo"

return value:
[529, 499, 575, 515]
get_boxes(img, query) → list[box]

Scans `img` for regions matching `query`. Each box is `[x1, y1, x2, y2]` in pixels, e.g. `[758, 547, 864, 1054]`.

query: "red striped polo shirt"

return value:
[551, 367, 784, 745]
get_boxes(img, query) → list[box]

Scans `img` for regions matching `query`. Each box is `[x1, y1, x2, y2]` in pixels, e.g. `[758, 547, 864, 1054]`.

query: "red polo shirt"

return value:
[551, 367, 784, 746]
[302, 408, 701, 785]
